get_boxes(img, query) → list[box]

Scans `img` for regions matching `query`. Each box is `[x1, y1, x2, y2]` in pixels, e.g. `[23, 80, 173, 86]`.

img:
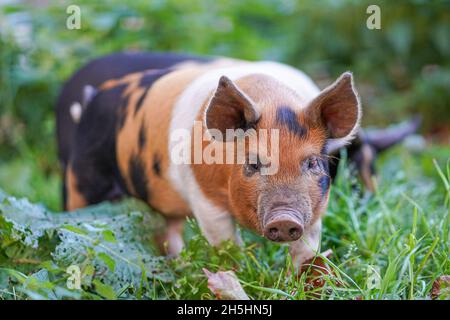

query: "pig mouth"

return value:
[262, 209, 304, 243]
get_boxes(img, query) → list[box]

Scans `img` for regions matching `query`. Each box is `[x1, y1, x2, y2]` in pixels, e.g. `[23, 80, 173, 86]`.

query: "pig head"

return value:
[203, 71, 361, 267]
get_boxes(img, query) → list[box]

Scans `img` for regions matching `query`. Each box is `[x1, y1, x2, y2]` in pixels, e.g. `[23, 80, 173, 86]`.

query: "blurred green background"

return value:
[0, 0, 449, 210]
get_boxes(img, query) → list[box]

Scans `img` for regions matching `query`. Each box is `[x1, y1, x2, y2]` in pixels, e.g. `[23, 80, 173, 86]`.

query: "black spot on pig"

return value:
[138, 120, 147, 150]
[129, 154, 149, 202]
[318, 175, 330, 197]
[153, 153, 161, 177]
[318, 149, 330, 197]
[68, 84, 129, 207]
[134, 69, 174, 115]
[276, 107, 306, 137]
[116, 90, 130, 130]
[135, 88, 149, 115]
[139, 68, 173, 87]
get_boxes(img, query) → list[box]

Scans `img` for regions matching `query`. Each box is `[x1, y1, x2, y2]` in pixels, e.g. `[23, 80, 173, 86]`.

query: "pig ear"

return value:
[205, 76, 259, 141]
[306, 72, 361, 141]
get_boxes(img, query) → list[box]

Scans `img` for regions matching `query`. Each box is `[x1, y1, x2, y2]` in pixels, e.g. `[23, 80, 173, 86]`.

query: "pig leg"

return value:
[156, 218, 185, 256]
[289, 220, 322, 271]
[191, 201, 239, 246]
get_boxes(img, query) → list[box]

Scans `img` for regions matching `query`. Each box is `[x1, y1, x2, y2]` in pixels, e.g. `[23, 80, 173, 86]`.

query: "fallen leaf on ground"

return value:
[297, 249, 342, 297]
[203, 268, 250, 300]
[430, 275, 450, 299]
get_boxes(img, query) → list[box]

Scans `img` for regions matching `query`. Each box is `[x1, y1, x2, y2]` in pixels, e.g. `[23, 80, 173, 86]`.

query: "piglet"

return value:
[59, 57, 361, 268]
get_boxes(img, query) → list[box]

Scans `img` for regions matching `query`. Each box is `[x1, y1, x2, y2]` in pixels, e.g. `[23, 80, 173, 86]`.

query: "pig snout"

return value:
[263, 212, 304, 242]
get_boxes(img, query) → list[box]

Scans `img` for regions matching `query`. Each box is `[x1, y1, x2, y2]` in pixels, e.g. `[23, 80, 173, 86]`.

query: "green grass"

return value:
[0, 144, 449, 300]
[0, 147, 61, 211]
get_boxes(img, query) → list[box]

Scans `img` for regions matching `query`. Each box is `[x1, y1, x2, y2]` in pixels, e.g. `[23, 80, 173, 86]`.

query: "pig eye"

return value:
[308, 158, 319, 169]
[306, 157, 321, 173]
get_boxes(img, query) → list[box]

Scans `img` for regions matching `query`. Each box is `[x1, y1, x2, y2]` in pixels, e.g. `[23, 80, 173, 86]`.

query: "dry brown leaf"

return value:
[203, 268, 250, 300]
[297, 249, 342, 297]
[430, 275, 450, 299]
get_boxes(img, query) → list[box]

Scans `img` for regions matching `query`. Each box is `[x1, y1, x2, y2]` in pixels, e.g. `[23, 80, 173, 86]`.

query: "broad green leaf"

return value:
[102, 230, 117, 243]
[93, 279, 117, 300]
[98, 252, 116, 272]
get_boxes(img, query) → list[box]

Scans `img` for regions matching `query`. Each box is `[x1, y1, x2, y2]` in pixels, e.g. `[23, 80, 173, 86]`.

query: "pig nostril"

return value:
[289, 227, 301, 239]
[268, 227, 279, 239]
